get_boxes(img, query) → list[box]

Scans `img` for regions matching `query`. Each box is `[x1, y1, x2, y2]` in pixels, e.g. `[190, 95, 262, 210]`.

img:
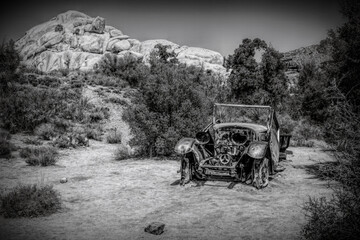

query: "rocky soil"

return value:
[0, 137, 336, 240]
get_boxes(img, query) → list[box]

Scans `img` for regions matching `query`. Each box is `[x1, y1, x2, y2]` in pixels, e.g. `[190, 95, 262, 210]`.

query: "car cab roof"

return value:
[213, 122, 268, 133]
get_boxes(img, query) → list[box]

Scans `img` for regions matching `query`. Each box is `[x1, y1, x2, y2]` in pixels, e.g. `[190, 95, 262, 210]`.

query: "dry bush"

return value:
[84, 124, 103, 141]
[52, 130, 89, 148]
[34, 123, 57, 140]
[0, 184, 61, 218]
[290, 119, 323, 147]
[115, 145, 130, 160]
[0, 129, 14, 158]
[20, 146, 58, 166]
[22, 138, 42, 146]
[106, 128, 122, 144]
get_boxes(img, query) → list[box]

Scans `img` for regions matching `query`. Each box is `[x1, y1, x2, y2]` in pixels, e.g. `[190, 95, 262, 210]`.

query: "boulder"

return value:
[128, 39, 141, 52]
[106, 26, 124, 37]
[138, 39, 179, 63]
[117, 50, 143, 60]
[84, 16, 105, 34]
[176, 47, 224, 65]
[78, 34, 107, 54]
[106, 39, 131, 53]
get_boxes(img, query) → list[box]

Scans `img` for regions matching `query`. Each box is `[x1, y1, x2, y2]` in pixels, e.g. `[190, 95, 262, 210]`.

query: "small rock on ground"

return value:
[144, 222, 165, 235]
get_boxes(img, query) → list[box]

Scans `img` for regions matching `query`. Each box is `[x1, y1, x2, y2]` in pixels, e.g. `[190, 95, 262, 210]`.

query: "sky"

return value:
[0, 0, 344, 56]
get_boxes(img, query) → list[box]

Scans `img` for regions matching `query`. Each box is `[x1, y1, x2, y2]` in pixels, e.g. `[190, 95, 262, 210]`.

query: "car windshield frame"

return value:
[213, 103, 272, 127]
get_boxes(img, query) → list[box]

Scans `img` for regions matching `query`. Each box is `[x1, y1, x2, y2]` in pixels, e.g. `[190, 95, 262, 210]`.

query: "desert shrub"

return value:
[55, 24, 64, 32]
[0, 85, 81, 133]
[21, 146, 58, 166]
[58, 68, 69, 77]
[301, 84, 360, 239]
[70, 79, 83, 88]
[106, 128, 122, 144]
[52, 135, 72, 148]
[98, 54, 149, 88]
[52, 130, 89, 149]
[37, 76, 62, 88]
[290, 119, 323, 147]
[84, 124, 103, 141]
[104, 97, 128, 106]
[115, 145, 130, 160]
[86, 72, 129, 88]
[0, 184, 61, 218]
[51, 117, 72, 132]
[278, 113, 298, 135]
[88, 107, 110, 123]
[34, 123, 57, 140]
[22, 138, 42, 146]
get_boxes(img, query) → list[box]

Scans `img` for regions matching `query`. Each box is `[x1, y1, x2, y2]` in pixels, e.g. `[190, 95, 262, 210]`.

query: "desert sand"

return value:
[0, 136, 335, 240]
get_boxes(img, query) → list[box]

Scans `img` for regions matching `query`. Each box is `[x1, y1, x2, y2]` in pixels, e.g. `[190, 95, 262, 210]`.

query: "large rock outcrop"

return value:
[15, 10, 227, 75]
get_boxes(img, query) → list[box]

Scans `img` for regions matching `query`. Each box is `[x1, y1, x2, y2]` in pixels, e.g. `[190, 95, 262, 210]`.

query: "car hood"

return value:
[213, 123, 268, 133]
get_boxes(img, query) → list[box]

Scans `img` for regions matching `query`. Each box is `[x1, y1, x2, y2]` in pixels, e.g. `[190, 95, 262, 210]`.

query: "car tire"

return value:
[254, 158, 269, 189]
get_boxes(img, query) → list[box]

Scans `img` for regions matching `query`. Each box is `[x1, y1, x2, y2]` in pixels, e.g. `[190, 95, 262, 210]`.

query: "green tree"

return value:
[295, 61, 330, 122]
[226, 38, 289, 108]
[123, 45, 211, 157]
[226, 38, 267, 103]
[320, 0, 360, 113]
[260, 46, 289, 109]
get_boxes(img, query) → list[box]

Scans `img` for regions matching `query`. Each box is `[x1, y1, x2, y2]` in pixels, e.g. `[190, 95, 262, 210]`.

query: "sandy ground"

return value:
[0, 135, 336, 240]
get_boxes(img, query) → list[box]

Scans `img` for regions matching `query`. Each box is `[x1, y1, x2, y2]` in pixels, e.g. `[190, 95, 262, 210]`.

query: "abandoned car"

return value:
[174, 103, 291, 189]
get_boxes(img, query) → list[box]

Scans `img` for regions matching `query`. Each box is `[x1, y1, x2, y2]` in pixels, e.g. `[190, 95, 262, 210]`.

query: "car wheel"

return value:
[254, 158, 269, 189]
[180, 156, 191, 185]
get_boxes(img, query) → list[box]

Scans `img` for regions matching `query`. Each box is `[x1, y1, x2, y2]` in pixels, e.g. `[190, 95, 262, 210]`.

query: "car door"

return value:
[269, 110, 280, 172]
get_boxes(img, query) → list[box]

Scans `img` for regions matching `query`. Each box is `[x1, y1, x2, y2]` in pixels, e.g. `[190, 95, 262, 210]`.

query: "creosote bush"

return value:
[0, 184, 61, 218]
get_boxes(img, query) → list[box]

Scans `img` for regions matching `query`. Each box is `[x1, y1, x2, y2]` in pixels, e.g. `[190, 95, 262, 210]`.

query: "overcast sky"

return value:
[0, 0, 344, 56]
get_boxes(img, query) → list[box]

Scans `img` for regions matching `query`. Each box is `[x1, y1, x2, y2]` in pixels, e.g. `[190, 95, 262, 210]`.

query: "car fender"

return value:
[174, 138, 196, 155]
[247, 141, 268, 159]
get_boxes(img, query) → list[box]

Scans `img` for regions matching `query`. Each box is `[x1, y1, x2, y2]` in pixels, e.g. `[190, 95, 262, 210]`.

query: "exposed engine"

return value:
[209, 127, 255, 166]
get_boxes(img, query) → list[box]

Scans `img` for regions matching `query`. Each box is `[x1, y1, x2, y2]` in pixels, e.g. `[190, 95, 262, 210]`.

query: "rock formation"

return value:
[15, 10, 228, 76]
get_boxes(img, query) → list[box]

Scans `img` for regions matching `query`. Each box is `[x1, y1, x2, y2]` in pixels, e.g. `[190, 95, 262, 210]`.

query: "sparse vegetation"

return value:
[0, 184, 61, 218]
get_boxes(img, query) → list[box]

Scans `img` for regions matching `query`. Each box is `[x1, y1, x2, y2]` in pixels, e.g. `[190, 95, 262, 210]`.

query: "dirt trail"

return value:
[0, 136, 336, 240]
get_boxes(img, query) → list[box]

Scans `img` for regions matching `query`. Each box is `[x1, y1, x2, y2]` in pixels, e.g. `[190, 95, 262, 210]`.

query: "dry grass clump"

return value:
[0, 184, 61, 218]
